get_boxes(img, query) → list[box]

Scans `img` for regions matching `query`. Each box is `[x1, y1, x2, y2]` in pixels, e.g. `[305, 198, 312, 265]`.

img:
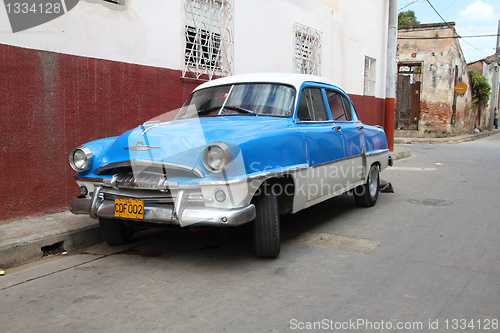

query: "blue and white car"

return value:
[69, 73, 392, 258]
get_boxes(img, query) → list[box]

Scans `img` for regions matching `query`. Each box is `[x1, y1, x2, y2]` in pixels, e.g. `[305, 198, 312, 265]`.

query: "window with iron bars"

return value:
[364, 56, 376, 96]
[294, 23, 322, 75]
[183, 0, 233, 80]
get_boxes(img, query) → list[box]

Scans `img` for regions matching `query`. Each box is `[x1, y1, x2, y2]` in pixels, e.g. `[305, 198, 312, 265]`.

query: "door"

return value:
[295, 87, 345, 201]
[396, 63, 422, 130]
[325, 89, 365, 187]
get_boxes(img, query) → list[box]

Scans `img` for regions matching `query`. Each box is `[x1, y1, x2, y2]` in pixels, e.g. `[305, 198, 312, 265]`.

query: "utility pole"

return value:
[384, 0, 398, 150]
[490, 20, 500, 131]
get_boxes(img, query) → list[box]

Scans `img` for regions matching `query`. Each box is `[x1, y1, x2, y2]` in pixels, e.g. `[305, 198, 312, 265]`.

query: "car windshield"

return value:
[175, 83, 295, 120]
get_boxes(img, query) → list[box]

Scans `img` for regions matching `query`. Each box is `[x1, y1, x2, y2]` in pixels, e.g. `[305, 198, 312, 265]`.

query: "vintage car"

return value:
[69, 73, 392, 258]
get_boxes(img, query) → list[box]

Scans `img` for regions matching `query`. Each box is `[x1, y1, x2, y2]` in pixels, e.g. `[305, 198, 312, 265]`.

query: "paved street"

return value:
[1, 136, 500, 332]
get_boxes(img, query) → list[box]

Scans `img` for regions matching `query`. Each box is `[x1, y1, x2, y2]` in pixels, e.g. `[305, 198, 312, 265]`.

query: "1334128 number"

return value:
[6, 2, 62, 14]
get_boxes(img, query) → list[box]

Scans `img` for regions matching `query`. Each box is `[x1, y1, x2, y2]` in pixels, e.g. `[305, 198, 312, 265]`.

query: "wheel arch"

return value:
[252, 174, 296, 215]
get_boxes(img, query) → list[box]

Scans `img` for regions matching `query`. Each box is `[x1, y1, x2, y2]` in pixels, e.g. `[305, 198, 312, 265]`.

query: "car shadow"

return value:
[104, 193, 361, 263]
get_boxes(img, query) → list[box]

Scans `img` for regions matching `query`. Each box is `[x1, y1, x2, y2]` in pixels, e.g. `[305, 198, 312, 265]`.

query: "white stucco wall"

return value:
[0, 0, 185, 69]
[234, 0, 389, 97]
[0, 0, 389, 97]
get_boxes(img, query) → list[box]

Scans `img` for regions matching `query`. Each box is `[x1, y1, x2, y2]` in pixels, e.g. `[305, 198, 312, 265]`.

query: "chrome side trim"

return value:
[365, 148, 389, 157]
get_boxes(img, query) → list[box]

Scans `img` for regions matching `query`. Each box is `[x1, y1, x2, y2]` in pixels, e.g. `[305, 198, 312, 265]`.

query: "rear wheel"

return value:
[253, 190, 281, 258]
[353, 164, 380, 207]
[99, 218, 134, 246]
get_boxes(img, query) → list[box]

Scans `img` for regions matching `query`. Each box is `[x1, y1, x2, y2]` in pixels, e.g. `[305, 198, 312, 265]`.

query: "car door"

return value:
[324, 89, 365, 187]
[295, 86, 346, 202]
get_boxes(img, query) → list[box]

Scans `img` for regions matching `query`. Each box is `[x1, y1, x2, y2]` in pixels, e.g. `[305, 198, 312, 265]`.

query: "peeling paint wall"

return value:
[468, 58, 497, 128]
[397, 23, 474, 136]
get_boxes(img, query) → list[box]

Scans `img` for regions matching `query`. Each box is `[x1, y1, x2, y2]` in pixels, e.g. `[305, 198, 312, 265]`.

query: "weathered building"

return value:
[468, 55, 500, 125]
[0, 0, 392, 220]
[396, 22, 475, 137]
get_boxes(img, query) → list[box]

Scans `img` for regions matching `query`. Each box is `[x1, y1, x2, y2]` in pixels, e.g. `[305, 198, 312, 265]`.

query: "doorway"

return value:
[396, 63, 422, 130]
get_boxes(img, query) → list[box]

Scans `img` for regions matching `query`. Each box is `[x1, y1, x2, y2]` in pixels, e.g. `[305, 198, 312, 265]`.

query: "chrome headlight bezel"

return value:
[202, 142, 232, 173]
[69, 147, 93, 173]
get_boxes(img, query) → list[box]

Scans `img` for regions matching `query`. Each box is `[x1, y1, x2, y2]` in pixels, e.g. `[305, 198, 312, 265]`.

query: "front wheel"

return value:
[353, 164, 380, 207]
[99, 218, 134, 246]
[252, 190, 281, 258]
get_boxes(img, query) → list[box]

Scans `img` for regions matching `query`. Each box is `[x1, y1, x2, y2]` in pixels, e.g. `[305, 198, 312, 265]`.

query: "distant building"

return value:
[396, 22, 475, 137]
[468, 55, 499, 119]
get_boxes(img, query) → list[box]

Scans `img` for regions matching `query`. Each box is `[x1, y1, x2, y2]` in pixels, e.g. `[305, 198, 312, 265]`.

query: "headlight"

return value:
[203, 142, 232, 173]
[69, 147, 93, 173]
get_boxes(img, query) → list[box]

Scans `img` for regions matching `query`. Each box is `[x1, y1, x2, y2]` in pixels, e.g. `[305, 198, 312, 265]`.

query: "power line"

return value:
[399, 34, 500, 40]
[424, 0, 490, 56]
[425, 0, 455, 31]
[398, 0, 423, 12]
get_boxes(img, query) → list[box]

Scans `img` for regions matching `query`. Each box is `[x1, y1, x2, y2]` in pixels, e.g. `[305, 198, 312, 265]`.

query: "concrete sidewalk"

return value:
[2, 130, 497, 270]
[394, 128, 500, 144]
[0, 212, 101, 269]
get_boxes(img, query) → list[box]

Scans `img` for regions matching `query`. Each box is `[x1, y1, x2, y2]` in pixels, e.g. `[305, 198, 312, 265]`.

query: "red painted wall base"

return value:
[0, 44, 200, 220]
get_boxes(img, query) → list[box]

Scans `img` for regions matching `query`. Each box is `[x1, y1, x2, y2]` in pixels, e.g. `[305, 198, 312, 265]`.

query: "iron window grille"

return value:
[364, 56, 376, 96]
[294, 23, 322, 75]
[183, 0, 233, 80]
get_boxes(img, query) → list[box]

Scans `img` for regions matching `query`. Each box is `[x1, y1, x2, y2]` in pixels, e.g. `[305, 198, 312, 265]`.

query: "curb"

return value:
[0, 212, 101, 269]
[392, 146, 412, 160]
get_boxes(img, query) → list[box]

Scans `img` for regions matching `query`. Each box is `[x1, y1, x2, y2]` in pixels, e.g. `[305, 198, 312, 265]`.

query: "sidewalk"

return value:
[1, 130, 497, 270]
[394, 128, 500, 144]
[0, 212, 101, 269]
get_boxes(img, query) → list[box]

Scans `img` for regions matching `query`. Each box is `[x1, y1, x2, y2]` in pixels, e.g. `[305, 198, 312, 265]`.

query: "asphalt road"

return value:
[1, 136, 500, 332]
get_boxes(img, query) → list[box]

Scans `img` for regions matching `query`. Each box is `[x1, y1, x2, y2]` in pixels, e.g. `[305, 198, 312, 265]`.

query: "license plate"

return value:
[114, 198, 144, 219]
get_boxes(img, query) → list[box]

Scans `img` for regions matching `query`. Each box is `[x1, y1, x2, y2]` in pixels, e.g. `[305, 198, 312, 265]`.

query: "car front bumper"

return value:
[70, 186, 256, 228]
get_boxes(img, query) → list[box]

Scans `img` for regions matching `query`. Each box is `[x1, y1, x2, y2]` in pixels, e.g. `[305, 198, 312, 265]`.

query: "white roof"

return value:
[194, 73, 342, 92]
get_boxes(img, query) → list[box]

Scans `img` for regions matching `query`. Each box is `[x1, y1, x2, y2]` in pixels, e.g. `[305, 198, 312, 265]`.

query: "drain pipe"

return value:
[384, 0, 398, 151]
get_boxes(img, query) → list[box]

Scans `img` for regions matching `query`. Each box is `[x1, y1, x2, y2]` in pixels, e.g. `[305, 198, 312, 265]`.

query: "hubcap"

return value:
[368, 166, 378, 197]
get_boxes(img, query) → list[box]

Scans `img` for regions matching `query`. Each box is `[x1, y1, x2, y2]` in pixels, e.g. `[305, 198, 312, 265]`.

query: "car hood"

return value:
[97, 116, 295, 176]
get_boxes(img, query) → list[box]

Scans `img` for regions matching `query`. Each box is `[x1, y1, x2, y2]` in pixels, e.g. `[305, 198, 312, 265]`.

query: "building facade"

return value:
[396, 22, 475, 137]
[468, 55, 499, 125]
[0, 0, 391, 219]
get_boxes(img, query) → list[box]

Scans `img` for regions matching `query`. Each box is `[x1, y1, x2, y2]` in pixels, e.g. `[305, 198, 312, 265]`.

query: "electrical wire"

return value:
[399, 34, 500, 39]
[425, 0, 491, 56]
[398, 0, 423, 12]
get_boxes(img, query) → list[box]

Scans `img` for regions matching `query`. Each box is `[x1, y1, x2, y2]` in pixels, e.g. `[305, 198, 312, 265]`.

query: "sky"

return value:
[398, 0, 500, 63]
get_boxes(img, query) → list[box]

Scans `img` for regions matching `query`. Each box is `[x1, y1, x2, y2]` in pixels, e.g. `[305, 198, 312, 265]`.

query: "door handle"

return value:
[333, 125, 341, 132]
[357, 125, 364, 131]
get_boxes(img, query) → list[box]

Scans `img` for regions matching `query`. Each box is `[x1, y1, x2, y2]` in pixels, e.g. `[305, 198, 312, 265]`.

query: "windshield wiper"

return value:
[181, 105, 256, 119]
[180, 107, 222, 119]
[222, 106, 257, 116]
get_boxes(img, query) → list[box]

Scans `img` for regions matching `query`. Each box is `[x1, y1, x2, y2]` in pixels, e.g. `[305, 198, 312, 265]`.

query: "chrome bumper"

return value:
[70, 187, 256, 228]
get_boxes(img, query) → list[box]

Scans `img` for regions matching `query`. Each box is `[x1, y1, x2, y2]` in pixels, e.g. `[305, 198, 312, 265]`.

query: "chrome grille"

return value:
[113, 172, 169, 191]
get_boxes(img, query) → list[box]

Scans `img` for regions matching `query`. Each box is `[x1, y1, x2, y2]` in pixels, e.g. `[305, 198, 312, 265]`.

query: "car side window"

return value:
[341, 95, 353, 121]
[297, 88, 328, 121]
[325, 90, 348, 121]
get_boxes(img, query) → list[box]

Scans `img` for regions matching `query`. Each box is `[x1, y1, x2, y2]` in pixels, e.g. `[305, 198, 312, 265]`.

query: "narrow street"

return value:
[1, 135, 499, 332]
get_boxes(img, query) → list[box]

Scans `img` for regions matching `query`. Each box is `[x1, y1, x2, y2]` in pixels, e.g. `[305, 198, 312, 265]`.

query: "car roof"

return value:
[194, 73, 343, 92]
